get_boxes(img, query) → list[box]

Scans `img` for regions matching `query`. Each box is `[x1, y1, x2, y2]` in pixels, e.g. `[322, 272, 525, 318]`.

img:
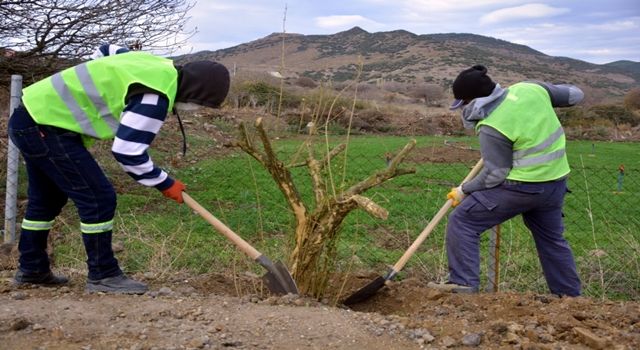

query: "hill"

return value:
[175, 27, 638, 106]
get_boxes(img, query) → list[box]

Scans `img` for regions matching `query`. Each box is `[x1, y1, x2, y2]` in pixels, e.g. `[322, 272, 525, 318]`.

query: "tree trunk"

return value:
[231, 118, 416, 297]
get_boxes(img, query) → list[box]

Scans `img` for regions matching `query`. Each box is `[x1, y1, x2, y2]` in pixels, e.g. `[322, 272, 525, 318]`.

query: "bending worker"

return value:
[430, 64, 583, 297]
[8, 44, 230, 294]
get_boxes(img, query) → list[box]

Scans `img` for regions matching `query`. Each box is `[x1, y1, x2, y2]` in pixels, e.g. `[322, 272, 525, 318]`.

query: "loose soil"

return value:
[0, 268, 638, 350]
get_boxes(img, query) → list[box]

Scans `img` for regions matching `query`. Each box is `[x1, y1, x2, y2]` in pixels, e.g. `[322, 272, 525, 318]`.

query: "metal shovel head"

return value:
[257, 256, 299, 295]
[342, 275, 387, 306]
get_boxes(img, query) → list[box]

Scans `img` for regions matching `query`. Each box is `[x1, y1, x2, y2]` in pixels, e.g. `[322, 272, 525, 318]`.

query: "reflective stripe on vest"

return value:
[512, 127, 565, 167]
[81, 220, 114, 234]
[21, 219, 55, 231]
[50, 64, 119, 138]
[22, 52, 178, 140]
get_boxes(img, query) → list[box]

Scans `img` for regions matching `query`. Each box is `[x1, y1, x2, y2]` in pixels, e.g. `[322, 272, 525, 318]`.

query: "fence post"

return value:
[486, 224, 501, 292]
[4, 74, 22, 243]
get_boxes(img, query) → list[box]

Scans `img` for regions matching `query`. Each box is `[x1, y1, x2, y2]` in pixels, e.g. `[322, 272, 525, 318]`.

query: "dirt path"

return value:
[0, 270, 638, 349]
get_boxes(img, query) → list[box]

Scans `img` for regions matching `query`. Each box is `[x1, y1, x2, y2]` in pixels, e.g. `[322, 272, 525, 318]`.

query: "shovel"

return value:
[343, 159, 484, 305]
[182, 192, 299, 295]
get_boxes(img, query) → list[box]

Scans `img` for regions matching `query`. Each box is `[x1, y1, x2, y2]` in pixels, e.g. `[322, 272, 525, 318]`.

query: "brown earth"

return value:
[0, 267, 638, 350]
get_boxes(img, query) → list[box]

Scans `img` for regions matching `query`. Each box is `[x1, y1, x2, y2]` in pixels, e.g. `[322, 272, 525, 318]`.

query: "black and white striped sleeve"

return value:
[91, 44, 130, 59]
[111, 93, 175, 191]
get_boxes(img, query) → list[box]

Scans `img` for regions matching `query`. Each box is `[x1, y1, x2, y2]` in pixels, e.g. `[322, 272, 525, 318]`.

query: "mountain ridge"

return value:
[175, 27, 638, 105]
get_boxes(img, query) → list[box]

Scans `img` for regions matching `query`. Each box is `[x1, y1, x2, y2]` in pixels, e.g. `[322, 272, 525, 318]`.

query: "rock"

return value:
[440, 335, 456, 347]
[426, 289, 446, 300]
[158, 287, 173, 296]
[462, 333, 482, 346]
[504, 332, 520, 344]
[573, 327, 610, 349]
[10, 291, 27, 300]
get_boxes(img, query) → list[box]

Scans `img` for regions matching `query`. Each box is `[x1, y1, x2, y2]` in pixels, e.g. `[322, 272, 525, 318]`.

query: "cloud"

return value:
[588, 18, 639, 32]
[480, 3, 570, 25]
[314, 15, 380, 30]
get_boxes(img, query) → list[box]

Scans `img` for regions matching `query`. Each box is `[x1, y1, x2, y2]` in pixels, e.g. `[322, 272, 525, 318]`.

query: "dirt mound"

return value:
[1, 269, 638, 349]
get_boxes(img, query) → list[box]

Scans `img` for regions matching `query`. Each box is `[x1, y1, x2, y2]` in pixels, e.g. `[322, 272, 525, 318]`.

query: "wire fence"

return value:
[160, 137, 638, 300]
[3, 74, 638, 300]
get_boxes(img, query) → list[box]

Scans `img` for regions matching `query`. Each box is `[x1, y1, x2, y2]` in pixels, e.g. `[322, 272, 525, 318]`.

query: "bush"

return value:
[232, 81, 302, 111]
[623, 88, 640, 111]
[295, 77, 317, 88]
[587, 104, 638, 126]
[556, 107, 586, 127]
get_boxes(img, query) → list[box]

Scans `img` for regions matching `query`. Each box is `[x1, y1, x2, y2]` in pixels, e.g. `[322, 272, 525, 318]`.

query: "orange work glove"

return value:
[446, 186, 465, 207]
[161, 179, 186, 203]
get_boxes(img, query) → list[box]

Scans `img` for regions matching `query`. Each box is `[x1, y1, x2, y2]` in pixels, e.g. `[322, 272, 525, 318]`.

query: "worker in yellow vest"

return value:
[9, 44, 230, 294]
[428, 65, 583, 297]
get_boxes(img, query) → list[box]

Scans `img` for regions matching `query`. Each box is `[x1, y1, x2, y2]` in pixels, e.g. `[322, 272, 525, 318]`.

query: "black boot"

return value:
[86, 273, 148, 294]
[17, 228, 51, 274]
[82, 231, 122, 280]
[14, 269, 68, 286]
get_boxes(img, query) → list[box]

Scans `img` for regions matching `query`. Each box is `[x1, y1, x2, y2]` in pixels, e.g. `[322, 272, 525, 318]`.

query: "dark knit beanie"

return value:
[450, 65, 496, 110]
[175, 60, 230, 108]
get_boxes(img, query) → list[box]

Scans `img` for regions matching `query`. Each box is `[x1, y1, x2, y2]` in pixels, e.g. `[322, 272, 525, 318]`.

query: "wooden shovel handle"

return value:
[182, 192, 262, 260]
[391, 158, 484, 273]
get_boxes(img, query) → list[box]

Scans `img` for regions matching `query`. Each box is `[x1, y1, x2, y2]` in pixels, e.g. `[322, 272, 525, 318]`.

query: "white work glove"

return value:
[446, 186, 465, 207]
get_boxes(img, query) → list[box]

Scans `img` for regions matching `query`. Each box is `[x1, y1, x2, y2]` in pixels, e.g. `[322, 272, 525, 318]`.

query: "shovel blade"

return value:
[260, 259, 299, 295]
[342, 276, 387, 306]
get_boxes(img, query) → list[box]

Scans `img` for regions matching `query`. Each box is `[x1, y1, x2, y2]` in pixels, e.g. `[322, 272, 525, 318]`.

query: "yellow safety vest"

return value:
[22, 52, 177, 140]
[476, 82, 570, 182]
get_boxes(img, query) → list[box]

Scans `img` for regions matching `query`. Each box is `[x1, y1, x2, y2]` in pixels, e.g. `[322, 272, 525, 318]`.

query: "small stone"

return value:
[10, 291, 27, 300]
[158, 287, 173, 296]
[504, 332, 520, 344]
[462, 333, 482, 346]
[440, 336, 456, 347]
[573, 327, 610, 349]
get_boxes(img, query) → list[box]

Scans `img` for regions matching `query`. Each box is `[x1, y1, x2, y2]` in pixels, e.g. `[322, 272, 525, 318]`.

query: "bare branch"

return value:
[348, 195, 388, 220]
[254, 118, 278, 166]
[288, 143, 346, 169]
[318, 143, 346, 171]
[344, 139, 417, 196]
[0, 0, 196, 83]
[232, 122, 266, 166]
[232, 119, 307, 225]
[306, 151, 325, 205]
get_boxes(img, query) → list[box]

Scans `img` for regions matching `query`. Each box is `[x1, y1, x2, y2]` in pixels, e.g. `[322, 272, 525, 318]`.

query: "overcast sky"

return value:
[178, 0, 639, 65]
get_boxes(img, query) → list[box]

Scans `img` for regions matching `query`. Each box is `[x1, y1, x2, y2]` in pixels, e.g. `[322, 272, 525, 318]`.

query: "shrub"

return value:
[295, 77, 317, 88]
[587, 104, 638, 126]
[232, 81, 301, 111]
[623, 88, 640, 111]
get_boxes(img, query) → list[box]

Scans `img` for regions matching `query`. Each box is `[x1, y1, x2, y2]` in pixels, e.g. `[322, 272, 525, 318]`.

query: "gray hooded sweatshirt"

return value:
[460, 82, 584, 194]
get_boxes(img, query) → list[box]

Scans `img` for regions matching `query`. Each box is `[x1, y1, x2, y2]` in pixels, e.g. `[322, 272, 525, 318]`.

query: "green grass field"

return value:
[48, 134, 640, 300]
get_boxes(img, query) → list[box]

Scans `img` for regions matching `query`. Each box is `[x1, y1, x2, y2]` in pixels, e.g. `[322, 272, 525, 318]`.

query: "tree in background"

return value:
[624, 87, 640, 112]
[0, 0, 195, 83]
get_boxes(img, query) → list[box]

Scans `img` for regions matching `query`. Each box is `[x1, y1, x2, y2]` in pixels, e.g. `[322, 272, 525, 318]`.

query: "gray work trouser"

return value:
[446, 178, 582, 296]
